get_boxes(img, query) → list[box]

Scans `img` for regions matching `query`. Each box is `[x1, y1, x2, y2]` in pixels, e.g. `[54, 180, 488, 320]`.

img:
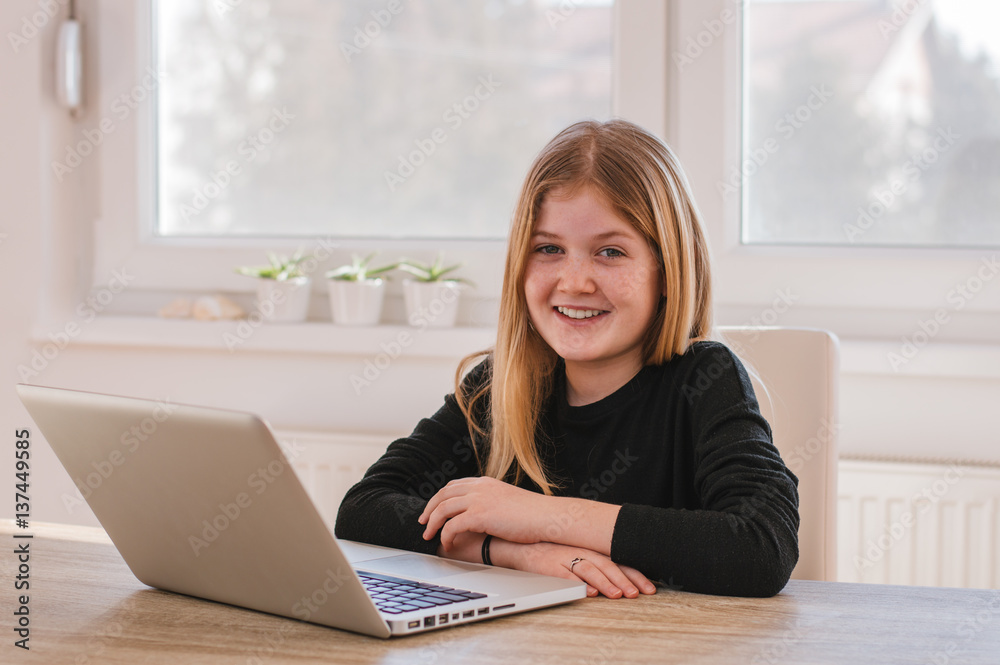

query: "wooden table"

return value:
[3, 521, 999, 664]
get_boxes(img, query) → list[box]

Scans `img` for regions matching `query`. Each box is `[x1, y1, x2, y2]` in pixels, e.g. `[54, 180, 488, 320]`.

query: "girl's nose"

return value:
[557, 257, 596, 294]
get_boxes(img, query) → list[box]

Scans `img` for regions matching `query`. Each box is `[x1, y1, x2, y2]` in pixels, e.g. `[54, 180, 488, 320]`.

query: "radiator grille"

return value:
[838, 460, 1000, 589]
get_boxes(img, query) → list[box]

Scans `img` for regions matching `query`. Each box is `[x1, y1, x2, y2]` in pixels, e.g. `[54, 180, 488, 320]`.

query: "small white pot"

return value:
[255, 276, 311, 323]
[328, 278, 386, 326]
[402, 279, 463, 328]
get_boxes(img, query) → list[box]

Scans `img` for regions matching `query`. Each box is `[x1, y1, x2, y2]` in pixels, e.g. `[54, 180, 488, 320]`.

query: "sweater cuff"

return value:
[609, 502, 686, 586]
[609, 503, 642, 564]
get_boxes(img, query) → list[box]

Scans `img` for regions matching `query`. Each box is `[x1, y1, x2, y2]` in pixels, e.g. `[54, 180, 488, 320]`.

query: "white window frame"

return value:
[668, 0, 1000, 340]
[89, 0, 667, 299]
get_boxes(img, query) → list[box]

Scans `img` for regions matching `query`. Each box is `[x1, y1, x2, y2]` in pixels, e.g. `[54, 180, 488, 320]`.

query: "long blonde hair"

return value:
[456, 119, 714, 495]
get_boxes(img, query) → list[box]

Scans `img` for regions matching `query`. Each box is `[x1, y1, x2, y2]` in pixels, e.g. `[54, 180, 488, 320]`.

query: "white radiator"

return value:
[838, 459, 1000, 589]
[274, 430, 398, 531]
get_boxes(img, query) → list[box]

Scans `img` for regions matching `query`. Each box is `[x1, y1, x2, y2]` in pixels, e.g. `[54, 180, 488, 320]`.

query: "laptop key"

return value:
[394, 604, 421, 612]
[418, 584, 454, 591]
[455, 591, 487, 599]
[425, 592, 470, 603]
[416, 596, 454, 606]
[405, 599, 438, 609]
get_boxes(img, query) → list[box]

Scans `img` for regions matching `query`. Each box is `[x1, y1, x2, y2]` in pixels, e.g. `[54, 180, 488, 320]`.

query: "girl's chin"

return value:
[551, 347, 606, 364]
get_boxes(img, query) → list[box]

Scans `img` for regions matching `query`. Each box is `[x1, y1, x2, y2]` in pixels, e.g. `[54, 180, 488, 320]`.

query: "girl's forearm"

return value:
[429, 492, 622, 559]
[537, 496, 620, 556]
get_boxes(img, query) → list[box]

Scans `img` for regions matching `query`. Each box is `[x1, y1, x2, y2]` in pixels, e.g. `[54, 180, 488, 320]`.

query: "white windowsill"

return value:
[42, 315, 497, 358]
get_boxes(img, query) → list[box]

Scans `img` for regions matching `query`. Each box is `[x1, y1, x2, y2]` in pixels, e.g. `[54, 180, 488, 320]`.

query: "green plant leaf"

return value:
[326, 253, 398, 281]
[237, 249, 309, 281]
[396, 261, 432, 281]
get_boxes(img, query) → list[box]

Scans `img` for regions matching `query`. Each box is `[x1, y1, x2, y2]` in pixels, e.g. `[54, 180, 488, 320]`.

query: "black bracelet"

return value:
[481, 535, 493, 566]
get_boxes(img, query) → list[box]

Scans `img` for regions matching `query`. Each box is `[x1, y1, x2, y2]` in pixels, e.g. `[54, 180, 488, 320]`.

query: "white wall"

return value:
[1, 1, 73, 524]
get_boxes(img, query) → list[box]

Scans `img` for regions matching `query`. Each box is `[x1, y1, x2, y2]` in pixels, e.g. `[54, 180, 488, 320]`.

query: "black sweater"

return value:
[335, 341, 799, 597]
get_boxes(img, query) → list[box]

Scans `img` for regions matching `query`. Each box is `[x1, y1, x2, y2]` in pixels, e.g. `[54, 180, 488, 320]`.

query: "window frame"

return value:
[668, 0, 1000, 340]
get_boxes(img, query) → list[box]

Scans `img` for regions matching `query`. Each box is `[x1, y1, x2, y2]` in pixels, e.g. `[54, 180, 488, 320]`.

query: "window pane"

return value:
[744, 0, 1000, 248]
[155, 0, 613, 239]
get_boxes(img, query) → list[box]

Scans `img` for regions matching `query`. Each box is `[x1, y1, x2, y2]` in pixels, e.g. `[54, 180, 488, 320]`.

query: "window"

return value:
[155, 0, 613, 239]
[744, 0, 1000, 248]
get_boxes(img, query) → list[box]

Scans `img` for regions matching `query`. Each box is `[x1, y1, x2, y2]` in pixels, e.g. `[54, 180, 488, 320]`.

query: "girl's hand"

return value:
[418, 477, 552, 550]
[492, 539, 657, 599]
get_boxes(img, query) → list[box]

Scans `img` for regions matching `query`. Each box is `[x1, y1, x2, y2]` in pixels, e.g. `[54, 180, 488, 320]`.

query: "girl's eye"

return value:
[599, 247, 626, 258]
[536, 244, 561, 255]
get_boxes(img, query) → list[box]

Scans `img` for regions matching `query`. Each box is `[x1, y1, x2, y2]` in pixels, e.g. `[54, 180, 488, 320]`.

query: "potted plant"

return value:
[397, 255, 472, 328]
[325, 253, 398, 326]
[235, 250, 312, 323]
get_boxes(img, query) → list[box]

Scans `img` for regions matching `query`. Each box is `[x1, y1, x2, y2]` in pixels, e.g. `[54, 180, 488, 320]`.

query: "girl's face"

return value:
[524, 185, 664, 382]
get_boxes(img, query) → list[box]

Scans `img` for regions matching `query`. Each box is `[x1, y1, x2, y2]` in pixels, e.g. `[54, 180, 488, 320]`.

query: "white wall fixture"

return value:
[56, 0, 83, 114]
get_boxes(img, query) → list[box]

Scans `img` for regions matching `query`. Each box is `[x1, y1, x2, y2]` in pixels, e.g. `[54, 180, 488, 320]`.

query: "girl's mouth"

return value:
[555, 306, 608, 320]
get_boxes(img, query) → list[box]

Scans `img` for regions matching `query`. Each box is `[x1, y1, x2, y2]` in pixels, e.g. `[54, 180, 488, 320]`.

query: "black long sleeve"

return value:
[335, 362, 489, 556]
[602, 344, 800, 597]
[335, 342, 799, 597]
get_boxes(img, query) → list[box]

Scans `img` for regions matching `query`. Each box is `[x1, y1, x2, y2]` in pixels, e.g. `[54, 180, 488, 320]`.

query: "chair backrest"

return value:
[716, 327, 839, 582]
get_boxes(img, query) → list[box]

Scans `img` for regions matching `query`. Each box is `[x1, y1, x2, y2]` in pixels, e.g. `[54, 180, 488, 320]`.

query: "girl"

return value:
[335, 119, 799, 599]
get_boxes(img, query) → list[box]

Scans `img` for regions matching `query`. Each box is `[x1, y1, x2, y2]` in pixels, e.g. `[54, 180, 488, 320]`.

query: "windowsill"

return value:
[47, 315, 497, 358]
[31, 316, 1000, 379]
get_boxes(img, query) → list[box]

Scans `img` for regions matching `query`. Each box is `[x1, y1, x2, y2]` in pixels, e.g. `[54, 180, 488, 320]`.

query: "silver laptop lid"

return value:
[17, 384, 391, 637]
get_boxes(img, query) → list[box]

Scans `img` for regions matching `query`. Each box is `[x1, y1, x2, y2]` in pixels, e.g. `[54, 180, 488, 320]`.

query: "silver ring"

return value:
[569, 557, 584, 572]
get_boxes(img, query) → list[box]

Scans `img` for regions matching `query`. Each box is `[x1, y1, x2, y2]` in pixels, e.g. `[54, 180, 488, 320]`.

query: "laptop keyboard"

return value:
[357, 571, 487, 615]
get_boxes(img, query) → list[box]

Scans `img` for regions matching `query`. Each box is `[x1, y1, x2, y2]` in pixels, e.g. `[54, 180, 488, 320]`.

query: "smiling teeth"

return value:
[557, 307, 604, 319]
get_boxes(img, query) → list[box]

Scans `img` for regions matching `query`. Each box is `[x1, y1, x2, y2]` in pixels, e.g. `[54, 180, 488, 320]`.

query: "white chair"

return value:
[717, 327, 840, 582]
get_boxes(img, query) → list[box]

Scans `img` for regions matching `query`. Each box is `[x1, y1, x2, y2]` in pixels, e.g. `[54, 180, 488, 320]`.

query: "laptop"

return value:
[16, 383, 585, 638]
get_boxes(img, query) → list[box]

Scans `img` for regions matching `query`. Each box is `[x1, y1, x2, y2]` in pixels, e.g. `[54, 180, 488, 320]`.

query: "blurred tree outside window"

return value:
[155, 0, 613, 239]
[745, 0, 1000, 248]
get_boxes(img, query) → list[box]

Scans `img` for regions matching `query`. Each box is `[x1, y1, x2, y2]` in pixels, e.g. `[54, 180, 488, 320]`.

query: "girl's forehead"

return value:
[533, 186, 636, 236]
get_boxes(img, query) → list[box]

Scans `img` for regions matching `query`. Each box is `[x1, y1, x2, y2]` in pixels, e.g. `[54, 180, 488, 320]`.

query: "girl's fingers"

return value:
[437, 513, 469, 550]
[597, 562, 640, 598]
[418, 488, 451, 524]
[418, 478, 478, 524]
[421, 497, 466, 539]
[620, 565, 657, 595]
[423, 496, 484, 544]
[567, 555, 654, 599]
[570, 558, 626, 599]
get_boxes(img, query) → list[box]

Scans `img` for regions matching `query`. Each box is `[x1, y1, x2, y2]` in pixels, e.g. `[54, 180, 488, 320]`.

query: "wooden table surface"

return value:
[2, 521, 999, 664]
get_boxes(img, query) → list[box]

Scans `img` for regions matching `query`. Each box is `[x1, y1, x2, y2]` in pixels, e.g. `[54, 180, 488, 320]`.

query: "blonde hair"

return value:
[456, 119, 713, 495]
